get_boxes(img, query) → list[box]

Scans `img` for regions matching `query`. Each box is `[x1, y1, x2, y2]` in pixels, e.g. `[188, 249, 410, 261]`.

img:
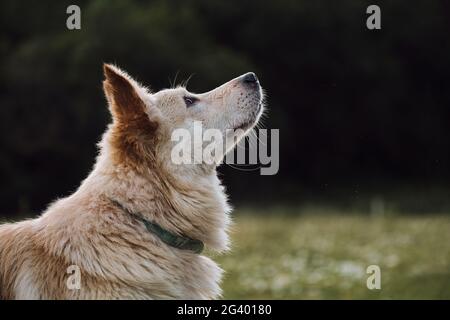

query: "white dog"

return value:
[0, 64, 264, 299]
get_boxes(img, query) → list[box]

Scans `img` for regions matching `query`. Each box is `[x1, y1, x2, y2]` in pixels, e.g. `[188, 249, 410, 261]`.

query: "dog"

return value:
[0, 64, 264, 299]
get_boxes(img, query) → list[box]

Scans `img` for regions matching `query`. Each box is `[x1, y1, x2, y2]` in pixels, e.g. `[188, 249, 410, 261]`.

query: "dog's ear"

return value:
[103, 64, 151, 123]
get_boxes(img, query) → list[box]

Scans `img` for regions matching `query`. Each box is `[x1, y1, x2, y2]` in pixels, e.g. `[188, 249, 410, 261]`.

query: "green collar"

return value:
[109, 198, 204, 254]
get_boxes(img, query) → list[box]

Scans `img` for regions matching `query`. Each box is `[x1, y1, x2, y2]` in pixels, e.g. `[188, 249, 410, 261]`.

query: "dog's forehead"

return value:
[153, 87, 187, 105]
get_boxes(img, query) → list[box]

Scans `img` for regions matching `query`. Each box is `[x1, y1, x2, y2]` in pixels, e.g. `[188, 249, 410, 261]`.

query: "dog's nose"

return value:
[241, 72, 259, 85]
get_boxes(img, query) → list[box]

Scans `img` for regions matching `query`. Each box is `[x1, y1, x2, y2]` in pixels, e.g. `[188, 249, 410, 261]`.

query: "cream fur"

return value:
[0, 64, 263, 299]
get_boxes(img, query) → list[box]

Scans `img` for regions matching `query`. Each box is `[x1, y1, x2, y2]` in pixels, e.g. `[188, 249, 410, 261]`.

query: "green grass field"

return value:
[214, 209, 450, 299]
[2, 208, 449, 299]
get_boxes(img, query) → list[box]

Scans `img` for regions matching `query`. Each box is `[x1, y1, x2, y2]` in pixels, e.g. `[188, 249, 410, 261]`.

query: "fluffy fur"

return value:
[0, 64, 263, 299]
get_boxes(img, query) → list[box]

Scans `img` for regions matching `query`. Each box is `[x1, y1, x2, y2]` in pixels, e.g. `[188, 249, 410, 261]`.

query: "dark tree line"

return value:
[1, 0, 450, 214]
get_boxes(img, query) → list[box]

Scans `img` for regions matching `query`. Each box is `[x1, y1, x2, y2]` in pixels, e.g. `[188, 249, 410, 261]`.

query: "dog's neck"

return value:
[80, 138, 231, 253]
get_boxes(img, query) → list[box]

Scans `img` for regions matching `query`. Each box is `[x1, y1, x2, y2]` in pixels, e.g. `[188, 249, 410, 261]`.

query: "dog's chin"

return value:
[235, 119, 255, 131]
[234, 104, 263, 132]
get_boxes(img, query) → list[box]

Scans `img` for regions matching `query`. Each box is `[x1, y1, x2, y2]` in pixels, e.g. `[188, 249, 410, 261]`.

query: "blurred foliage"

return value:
[1, 0, 450, 214]
[216, 209, 450, 299]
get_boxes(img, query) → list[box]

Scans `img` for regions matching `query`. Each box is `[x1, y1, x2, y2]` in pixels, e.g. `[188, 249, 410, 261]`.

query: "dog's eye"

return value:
[183, 96, 198, 107]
